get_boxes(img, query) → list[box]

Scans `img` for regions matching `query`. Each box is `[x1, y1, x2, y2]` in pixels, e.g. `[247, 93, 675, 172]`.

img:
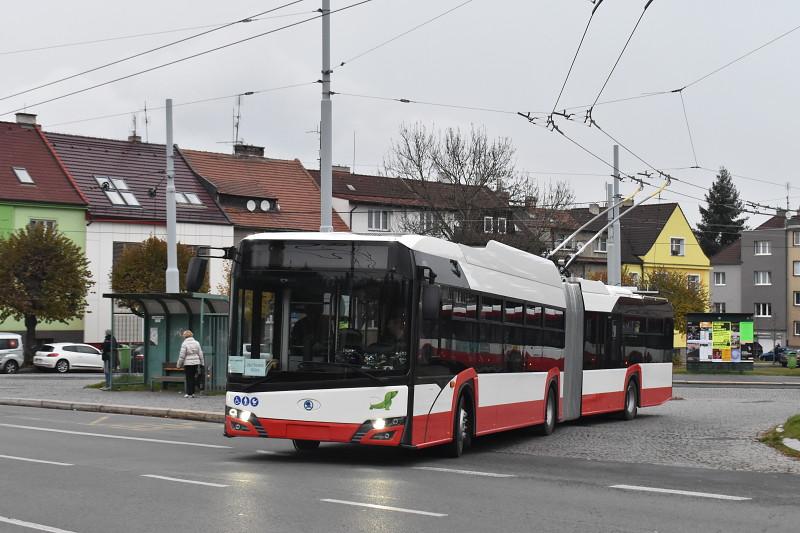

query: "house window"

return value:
[483, 216, 493, 234]
[670, 237, 685, 256]
[795, 321, 800, 336]
[687, 274, 700, 288]
[754, 240, 771, 255]
[183, 193, 203, 206]
[497, 217, 507, 234]
[28, 219, 57, 231]
[754, 303, 772, 317]
[594, 235, 607, 253]
[12, 166, 34, 184]
[713, 272, 726, 286]
[794, 291, 800, 306]
[420, 211, 436, 233]
[95, 176, 140, 206]
[713, 302, 726, 313]
[367, 209, 390, 231]
[794, 231, 800, 246]
[754, 271, 772, 285]
[794, 261, 800, 276]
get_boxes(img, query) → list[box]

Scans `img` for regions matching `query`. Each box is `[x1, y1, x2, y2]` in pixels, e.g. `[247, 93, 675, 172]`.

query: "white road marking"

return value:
[0, 423, 231, 449]
[87, 415, 109, 426]
[0, 515, 79, 533]
[320, 499, 447, 517]
[413, 466, 516, 478]
[0, 454, 73, 466]
[141, 474, 229, 488]
[610, 484, 751, 501]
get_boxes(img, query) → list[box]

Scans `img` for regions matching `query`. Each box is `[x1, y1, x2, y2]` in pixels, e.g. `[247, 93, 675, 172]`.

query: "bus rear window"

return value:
[242, 241, 390, 271]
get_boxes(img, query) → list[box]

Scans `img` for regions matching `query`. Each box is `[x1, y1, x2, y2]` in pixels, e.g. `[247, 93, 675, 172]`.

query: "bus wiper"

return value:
[242, 377, 273, 392]
[297, 361, 384, 385]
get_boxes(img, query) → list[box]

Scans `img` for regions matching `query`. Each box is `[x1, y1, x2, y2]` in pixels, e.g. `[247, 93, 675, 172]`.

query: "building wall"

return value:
[84, 221, 233, 343]
[0, 203, 87, 342]
[710, 265, 742, 313]
[788, 221, 800, 348]
[741, 227, 786, 351]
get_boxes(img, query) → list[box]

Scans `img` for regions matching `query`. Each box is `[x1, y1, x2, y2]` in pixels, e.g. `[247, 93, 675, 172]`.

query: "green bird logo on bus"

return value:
[369, 391, 398, 410]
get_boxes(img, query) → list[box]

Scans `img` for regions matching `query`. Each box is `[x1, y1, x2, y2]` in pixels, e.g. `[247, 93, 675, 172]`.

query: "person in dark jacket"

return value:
[101, 330, 118, 390]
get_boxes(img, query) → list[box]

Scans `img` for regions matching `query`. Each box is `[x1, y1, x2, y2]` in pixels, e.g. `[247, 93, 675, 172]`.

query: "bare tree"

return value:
[384, 123, 574, 253]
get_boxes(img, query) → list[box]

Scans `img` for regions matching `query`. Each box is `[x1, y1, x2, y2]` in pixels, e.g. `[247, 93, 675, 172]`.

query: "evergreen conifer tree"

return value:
[695, 167, 747, 257]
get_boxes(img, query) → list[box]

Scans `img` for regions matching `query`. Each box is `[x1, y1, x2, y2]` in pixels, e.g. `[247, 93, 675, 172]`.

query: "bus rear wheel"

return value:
[621, 379, 638, 421]
[292, 439, 320, 452]
[536, 385, 556, 436]
[446, 395, 472, 458]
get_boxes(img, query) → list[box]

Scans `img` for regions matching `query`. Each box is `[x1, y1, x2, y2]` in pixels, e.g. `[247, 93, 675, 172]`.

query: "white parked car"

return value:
[0, 332, 24, 374]
[34, 343, 103, 373]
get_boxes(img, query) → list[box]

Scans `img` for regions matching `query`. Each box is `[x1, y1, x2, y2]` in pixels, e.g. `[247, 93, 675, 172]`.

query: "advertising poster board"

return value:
[686, 313, 754, 363]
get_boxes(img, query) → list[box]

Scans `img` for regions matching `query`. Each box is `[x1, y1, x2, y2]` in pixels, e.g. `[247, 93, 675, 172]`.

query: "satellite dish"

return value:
[589, 203, 600, 215]
[246, 200, 256, 212]
[260, 200, 271, 212]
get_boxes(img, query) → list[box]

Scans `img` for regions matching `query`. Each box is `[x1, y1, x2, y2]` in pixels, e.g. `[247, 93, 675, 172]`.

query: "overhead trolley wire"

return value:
[0, 10, 315, 57]
[550, 0, 605, 113]
[44, 81, 316, 128]
[0, 0, 308, 103]
[336, 0, 473, 70]
[0, 0, 374, 118]
[588, 0, 656, 114]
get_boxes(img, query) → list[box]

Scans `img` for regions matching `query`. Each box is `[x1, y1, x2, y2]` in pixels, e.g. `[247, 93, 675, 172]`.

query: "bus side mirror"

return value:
[421, 284, 440, 321]
[185, 257, 208, 293]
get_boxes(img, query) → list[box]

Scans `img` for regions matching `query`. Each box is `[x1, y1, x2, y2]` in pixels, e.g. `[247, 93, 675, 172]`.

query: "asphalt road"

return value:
[0, 406, 797, 533]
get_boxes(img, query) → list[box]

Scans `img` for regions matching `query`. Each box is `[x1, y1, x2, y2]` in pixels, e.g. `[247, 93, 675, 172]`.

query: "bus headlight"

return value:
[239, 411, 251, 422]
[372, 417, 404, 429]
[227, 408, 251, 422]
[373, 418, 386, 430]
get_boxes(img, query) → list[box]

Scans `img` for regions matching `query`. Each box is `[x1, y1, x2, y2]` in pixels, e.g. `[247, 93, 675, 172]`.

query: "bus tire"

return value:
[621, 378, 638, 421]
[537, 384, 557, 436]
[446, 394, 472, 458]
[292, 439, 320, 452]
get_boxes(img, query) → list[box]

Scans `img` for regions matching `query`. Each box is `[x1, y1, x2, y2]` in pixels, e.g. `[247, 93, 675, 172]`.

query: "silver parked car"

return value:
[0, 332, 24, 374]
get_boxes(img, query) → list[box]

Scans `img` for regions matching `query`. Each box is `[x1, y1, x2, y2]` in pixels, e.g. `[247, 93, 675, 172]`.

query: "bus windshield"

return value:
[229, 269, 412, 388]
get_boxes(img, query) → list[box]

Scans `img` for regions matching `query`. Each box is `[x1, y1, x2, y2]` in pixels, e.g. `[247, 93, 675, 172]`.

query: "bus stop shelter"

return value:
[103, 292, 229, 391]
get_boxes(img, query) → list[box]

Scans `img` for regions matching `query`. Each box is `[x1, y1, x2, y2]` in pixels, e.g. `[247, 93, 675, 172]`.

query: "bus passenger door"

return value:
[561, 282, 584, 421]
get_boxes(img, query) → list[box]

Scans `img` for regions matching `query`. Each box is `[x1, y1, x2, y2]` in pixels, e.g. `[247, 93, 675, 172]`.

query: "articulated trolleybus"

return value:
[222, 232, 673, 456]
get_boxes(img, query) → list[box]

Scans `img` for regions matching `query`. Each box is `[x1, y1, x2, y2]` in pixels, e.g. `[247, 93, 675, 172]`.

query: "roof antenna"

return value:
[143, 101, 150, 143]
[232, 95, 243, 151]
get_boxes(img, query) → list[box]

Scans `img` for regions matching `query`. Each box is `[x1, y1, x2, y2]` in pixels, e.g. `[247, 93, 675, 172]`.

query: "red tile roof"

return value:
[756, 216, 786, 230]
[307, 169, 508, 209]
[182, 150, 348, 231]
[0, 122, 86, 206]
[46, 132, 228, 225]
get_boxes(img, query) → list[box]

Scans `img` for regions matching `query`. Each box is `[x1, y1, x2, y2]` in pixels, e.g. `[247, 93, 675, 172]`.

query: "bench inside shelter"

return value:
[150, 362, 185, 391]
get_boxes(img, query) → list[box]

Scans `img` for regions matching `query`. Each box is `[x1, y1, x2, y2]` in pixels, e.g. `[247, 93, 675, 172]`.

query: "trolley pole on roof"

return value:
[319, 0, 334, 232]
[165, 99, 179, 292]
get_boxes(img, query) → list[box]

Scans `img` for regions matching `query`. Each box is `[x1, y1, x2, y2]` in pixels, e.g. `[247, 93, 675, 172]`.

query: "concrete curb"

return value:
[674, 380, 800, 388]
[0, 398, 224, 423]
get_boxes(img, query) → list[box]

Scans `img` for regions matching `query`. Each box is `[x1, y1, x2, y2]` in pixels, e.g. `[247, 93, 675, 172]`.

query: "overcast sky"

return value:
[3, 0, 798, 227]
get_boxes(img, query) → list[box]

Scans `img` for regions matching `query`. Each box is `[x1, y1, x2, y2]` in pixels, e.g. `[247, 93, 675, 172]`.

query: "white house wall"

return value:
[84, 221, 234, 343]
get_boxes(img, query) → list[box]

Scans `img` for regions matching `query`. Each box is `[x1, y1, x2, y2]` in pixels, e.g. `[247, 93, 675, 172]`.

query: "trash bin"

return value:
[118, 345, 131, 371]
[788, 353, 798, 369]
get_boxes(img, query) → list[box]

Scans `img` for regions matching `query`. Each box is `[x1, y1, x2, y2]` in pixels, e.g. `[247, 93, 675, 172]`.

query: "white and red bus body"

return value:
[224, 233, 673, 450]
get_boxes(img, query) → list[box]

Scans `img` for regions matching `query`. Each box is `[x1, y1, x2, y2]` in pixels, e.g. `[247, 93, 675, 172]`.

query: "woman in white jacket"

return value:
[177, 330, 204, 398]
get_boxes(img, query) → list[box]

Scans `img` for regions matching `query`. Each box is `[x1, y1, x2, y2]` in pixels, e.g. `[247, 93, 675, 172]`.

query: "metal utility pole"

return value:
[606, 183, 615, 282]
[609, 145, 622, 286]
[165, 99, 179, 293]
[319, 0, 333, 232]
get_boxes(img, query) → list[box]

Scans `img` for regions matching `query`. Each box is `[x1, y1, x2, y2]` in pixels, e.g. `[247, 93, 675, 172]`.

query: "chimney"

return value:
[128, 134, 141, 143]
[15, 112, 37, 125]
[233, 143, 264, 158]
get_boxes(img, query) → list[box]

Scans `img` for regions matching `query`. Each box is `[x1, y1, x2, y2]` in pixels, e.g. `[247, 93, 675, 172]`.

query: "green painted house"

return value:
[0, 114, 89, 343]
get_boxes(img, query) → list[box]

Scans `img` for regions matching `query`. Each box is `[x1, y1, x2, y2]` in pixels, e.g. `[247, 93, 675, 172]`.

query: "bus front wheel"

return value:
[292, 439, 320, 452]
[446, 394, 472, 458]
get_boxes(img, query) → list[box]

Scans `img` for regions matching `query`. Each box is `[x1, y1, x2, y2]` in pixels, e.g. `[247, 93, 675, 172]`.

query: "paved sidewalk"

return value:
[674, 373, 800, 387]
[0, 374, 224, 422]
